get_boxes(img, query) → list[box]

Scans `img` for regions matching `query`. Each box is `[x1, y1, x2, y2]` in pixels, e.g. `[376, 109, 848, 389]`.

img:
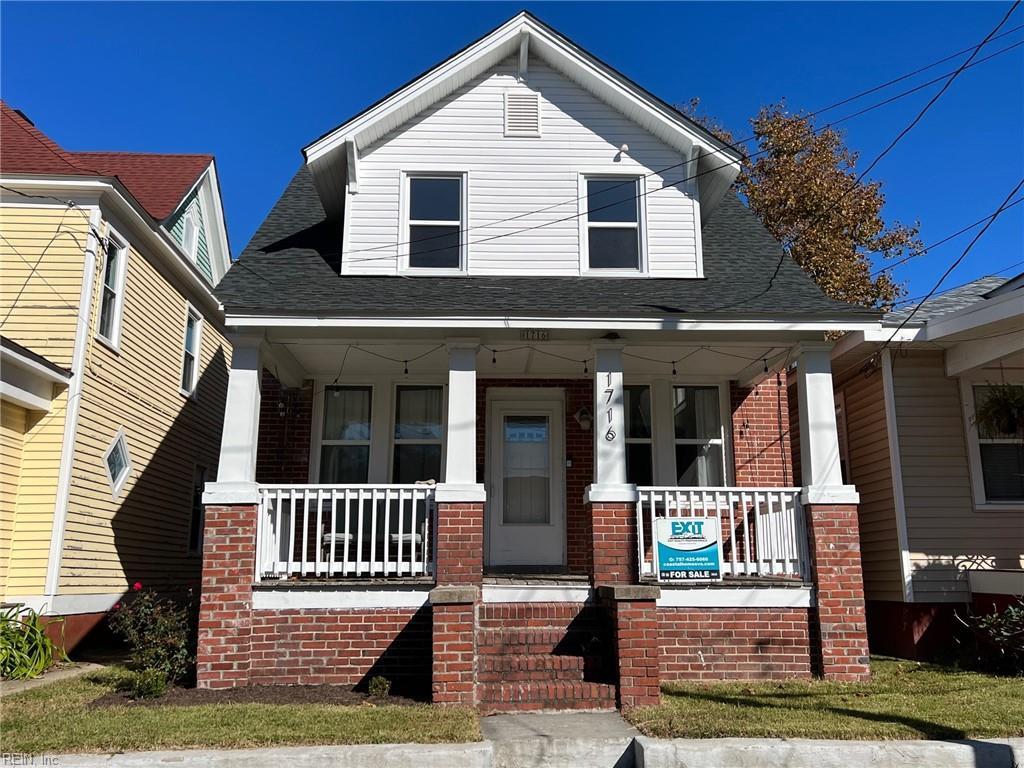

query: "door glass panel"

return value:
[503, 415, 550, 524]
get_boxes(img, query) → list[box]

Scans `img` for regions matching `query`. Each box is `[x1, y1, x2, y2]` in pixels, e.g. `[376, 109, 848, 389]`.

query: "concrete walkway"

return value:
[0, 661, 105, 696]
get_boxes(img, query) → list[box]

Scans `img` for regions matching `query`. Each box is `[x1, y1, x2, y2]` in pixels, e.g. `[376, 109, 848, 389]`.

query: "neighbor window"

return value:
[407, 176, 463, 270]
[585, 177, 641, 270]
[319, 386, 372, 483]
[188, 465, 207, 555]
[182, 207, 200, 260]
[97, 232, 127, 346]
[624, 385, 653, 486]
[972, 384, 1024, 502]
[392, 385, 443, 483]
[673, 386, 725, 486]
[104, 430, 131, 498]
[180, 306, 202, 395]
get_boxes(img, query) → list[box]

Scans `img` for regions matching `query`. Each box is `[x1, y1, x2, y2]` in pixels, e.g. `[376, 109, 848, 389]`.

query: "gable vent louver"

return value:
[505, 90, 541, 137]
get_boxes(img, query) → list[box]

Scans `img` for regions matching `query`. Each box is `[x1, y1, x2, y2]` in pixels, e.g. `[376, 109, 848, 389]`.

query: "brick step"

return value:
[478, 680, 617, 713]
[477, 604, 601, 630]
[477, 653, 595, 682]
[476, 628, 607, 656]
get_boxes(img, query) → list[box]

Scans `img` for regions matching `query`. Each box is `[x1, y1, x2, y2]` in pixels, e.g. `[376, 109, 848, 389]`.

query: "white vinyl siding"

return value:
[345, 56, 698, 277]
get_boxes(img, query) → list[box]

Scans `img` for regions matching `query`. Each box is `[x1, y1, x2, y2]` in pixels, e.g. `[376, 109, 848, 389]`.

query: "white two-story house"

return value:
[198, 12, 880, 711]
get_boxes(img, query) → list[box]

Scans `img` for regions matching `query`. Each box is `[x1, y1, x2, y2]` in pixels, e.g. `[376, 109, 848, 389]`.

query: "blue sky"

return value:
[3, 2, 1021, 301]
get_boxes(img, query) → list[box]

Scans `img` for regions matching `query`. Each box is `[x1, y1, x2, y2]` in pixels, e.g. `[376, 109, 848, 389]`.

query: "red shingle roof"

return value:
[1, 102, 211, 222]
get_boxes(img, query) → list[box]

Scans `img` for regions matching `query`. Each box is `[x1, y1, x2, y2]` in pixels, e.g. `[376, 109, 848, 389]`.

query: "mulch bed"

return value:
[89, 684, 427, 708]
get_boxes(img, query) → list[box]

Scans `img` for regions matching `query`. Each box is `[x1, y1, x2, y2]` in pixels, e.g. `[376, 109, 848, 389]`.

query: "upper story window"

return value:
[624, 385, 653, 486]
[584, 177, 642, 272]
[392, 385, 443, 483]
[968, 383, 1024, 504]
[180, 305, 202, 396]
[673, 385, 725, 486]
[320, 386, 372, 483]
[182, 207, 200, 261]
[97, 230, 128, 349]
[406, 175, 464, 272]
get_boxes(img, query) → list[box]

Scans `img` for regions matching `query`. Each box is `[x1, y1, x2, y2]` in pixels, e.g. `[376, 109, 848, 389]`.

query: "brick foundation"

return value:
[660, 607, 813, 680]
[590, 502, 636, 585]
[435, 502, 484, 585]
[197, 504, 257, 689]
[806, 503, 870, 680]
[601, 586, 662, 708]
[431, 586, 478, 706]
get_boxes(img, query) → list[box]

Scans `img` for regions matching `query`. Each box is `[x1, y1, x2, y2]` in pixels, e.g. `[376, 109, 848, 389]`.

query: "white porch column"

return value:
[796, 341, 858, 504]
[437, 341, 485, 502]
[204, 333, 262, 504]
[586, 342, 636, 502]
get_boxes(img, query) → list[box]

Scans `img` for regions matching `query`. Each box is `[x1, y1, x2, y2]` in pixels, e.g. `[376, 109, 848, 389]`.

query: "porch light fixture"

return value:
[574, 405, 593, 431]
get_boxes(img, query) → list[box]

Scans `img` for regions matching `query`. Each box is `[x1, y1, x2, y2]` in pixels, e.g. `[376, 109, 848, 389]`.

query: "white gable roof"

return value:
[303, 11, 742, 222]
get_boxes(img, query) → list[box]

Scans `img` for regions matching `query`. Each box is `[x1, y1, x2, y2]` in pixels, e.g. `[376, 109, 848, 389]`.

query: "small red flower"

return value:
[113, 603, 121, 610]
[133, 581, 143, 591]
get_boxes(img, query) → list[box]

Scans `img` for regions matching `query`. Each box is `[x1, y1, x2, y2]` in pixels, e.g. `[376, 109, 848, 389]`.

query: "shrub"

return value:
[128, 668, 169, 699]
[108, 583, 196, 684]
[957, 597, 1024, 675]
[368, 675, 392, 698]
[0, 605, 66, 680]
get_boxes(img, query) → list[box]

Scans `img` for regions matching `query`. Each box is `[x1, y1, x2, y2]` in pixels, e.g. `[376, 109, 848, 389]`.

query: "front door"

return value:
[486, 399, 566, 569]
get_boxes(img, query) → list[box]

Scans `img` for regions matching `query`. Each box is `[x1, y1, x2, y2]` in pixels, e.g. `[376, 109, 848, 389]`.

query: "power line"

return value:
[333, 31, 1024, 265]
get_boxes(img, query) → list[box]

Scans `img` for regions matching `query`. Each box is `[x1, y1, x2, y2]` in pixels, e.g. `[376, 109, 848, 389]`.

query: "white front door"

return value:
[486, 399, 566, 569]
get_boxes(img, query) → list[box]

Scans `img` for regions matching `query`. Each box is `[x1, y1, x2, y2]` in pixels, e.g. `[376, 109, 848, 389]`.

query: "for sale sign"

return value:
[655, 517, 723, 582]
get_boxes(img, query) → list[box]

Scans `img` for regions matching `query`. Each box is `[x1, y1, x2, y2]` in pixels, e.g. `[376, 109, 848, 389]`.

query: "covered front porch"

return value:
[198, 321, 871, 704]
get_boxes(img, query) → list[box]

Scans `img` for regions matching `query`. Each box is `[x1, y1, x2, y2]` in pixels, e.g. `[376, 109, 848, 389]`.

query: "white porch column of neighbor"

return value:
[436, 340, 485, 503]
[203, 333, 263, 505]
[796, 341, 858, 504]
[585, 342, 637, 503]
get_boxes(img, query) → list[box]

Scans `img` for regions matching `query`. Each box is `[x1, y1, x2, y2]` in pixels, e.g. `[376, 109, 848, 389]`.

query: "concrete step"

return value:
[479, 680, 617, 714]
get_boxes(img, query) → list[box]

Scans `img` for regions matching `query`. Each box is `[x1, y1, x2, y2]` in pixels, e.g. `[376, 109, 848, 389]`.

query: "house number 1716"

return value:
[604, 373, 616, 441]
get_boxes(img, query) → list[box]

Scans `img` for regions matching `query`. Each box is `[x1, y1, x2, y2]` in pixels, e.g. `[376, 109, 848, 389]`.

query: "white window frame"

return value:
[399, 171, 468, 276]
[95, 227, 129, 352]
[670, 382, 731, 487]
[504, 89, 542, 138]
[624, 384, 654, 486]
[390, 382, 447, 484]
[187, 463, 207, 556]
[179, 303, 203, 398]
[103, 428, 132, 500]
[961, 375, 1024, 510]
[182, 205, 200, 262]
[579, 173, 647, 276]
[315, 384, 374, 484]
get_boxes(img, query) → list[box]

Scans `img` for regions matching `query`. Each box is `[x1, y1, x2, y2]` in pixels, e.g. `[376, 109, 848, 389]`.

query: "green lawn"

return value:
[627, 659, 1024, 740]
[1, 669, 481, 754]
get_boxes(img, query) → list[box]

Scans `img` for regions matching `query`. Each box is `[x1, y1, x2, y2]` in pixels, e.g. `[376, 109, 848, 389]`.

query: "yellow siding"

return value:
[0, 206, 85, 596]
[61, 221, 229, 594]
[1, 401, 27, 598]
[893, 350, 1024, 602]
[837, 368, 904, 602]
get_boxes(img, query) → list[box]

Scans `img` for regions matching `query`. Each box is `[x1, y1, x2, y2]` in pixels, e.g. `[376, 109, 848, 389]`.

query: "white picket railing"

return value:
[255, 484, 435, 581]
[636, 487, 810, 580]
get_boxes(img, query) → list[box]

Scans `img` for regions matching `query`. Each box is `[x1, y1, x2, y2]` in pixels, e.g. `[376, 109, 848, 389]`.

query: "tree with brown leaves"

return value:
[684, 100, 919, 308]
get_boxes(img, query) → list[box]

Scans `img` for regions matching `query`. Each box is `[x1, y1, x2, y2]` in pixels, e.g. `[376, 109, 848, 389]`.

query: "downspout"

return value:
[44, 206, 101, 605]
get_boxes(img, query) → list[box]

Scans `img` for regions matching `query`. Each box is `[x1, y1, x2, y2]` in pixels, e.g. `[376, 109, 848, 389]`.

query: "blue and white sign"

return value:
[655, 517, 723, 582]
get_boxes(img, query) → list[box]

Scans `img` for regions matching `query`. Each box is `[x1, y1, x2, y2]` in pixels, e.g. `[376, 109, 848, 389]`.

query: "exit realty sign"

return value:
[654, 517, 723, 582]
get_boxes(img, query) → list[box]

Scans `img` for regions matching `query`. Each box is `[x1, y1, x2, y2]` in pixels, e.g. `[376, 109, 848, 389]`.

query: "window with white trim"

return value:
[97, 232, 127, 346]
[971, 384, 1024, 502]
[624, 385, 653, 486]
[584, 177, 642, 271]
[392, 385, 443, 483]
[319, 386, 372, 483]
[104, 430, 132, 498]
[673, 385, 725, 486]
[180, 306, 202, 396]
[188, 464, 207, 555]
[182, 207, 200, 261]
[407, 176, 463, 270]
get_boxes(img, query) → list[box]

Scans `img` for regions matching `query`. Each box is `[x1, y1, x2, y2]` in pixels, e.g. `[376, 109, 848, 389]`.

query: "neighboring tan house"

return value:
[198, 13, 881, 712]
[0, 102, 232, 648]
[832, 274, 1024, 659]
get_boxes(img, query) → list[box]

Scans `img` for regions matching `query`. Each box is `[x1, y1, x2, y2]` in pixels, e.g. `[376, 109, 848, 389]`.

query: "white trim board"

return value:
[7, 592, 123, 616]
[252, 587, 431, 610]
[481, 584, 592, 603]
[657, 585, 814, 608]
[881, 349, 914, 601]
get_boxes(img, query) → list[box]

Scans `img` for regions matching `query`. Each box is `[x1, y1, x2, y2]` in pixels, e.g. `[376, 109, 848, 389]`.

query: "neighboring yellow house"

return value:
[0, 102, 232, 648]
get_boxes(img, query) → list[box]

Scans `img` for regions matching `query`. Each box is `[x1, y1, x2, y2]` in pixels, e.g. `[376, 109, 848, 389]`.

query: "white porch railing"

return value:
[255, 484, 435, 582]
[636, 487, 810, 580]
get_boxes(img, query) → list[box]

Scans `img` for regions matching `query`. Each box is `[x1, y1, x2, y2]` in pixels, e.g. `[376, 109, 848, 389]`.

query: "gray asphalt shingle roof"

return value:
[217, 166, 877, 319]
[885, 276, 1009, 325]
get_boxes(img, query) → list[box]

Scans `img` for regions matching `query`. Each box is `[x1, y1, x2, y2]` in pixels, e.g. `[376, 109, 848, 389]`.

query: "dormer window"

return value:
[182, 207, 199, 261]
[405, 174, 466, 272]
[583, 177, 643, 272]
